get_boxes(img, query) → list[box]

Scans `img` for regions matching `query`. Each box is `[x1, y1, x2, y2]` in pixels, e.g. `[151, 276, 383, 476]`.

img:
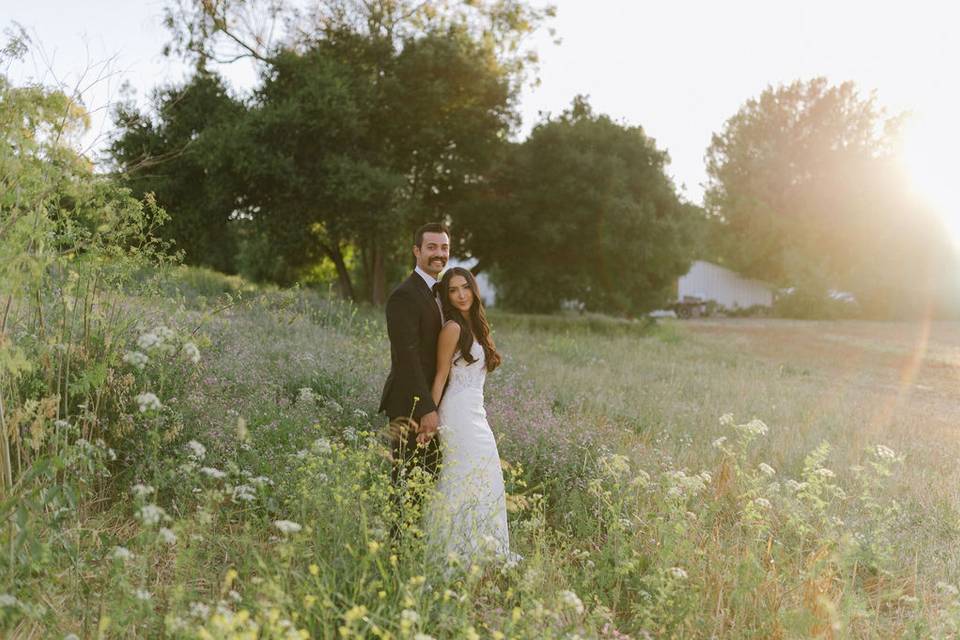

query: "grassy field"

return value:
[5, 270, 960, 638]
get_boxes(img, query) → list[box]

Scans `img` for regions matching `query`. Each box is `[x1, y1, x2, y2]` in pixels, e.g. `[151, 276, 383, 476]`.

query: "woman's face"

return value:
[447, 274, 474, 314]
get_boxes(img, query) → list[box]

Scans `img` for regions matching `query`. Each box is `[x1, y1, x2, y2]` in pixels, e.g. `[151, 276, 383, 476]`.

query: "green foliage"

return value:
[110, 70, 247, 273]
[458, 96, 703, 315]
[705, 78, 955, 318]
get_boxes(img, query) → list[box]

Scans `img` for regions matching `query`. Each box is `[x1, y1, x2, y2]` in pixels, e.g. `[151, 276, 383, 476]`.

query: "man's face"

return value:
[413, 232, 450, 277]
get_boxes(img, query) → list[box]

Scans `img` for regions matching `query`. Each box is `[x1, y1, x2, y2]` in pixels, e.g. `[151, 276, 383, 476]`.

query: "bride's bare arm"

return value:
[432, 322, 461, 408]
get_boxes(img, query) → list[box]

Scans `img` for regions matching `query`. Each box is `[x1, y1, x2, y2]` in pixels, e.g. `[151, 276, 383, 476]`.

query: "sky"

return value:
[5, 0, 959, 235]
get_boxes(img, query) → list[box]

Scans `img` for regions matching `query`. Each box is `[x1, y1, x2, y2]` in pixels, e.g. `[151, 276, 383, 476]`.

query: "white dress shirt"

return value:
[415, 266, 444, 321]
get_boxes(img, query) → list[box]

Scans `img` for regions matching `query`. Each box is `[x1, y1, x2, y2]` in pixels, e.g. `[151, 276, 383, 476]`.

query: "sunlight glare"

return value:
[901, 113, 960, 248]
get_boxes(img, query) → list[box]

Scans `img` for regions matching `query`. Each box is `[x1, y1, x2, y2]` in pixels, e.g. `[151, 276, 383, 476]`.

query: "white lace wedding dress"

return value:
[426, 339, 518, 566]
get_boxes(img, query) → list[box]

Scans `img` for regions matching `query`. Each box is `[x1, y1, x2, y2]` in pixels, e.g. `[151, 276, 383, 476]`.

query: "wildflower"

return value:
[228, 590, 241, 603]
[0, 594, 19, 607]
[137, 332, 161, 350]
[182, 342, 201, 364]
[155, 325, 176, 342]
[558, 590, 585, 615]
[309, 564, 319, 576]
[598, 453, 631, 479]
[325, 399, 343, 413]
[712, 436, 727, 449]
[251, 475, 274, 487]
[414, 634, 436, 640]
[111, 546, 134, 562]
[200, 467, 226, 479]
[189, 601, 211, 619]
[135, 588, 152, 602]
[312, 437, 332, 454]
[353, 408, 368, 419]
[186, 440, 206, 461]
[135, 392, 162, 413]
[630, 469, 651, 488]
[64, 634, 80, 640]
[367, 540, 381, 554]
[758, 463, 776, 477]
[784, 479, 806, 492]
[137, 504, 168, 526]
[273, 520, 302, 535]
[719, 413, 735, 427]
[739, 419, 768, 436]
[875, 444, 897, 462]
[159, 527, 177, 545]
[232, 484, 256, 502]
[400, 609, 420, 629]
[753, 497, 772, 509]
[344, 605, 368, 624]
[937, 582, 960, 598]
[122, 351, 149, 370]
[131, 483, 155, 498]
[699, 471, 712, 484]
[814, 468, 836, 479]
[667, 566, 688, 580]
[297, 388, 317, 403]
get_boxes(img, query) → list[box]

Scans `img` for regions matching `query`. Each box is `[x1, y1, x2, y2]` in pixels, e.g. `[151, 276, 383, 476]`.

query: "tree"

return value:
[151, 0, 550, 302]
[109, 70, 246, 273]
[457, 97, 702, 315]
[704, 78, 953, 317]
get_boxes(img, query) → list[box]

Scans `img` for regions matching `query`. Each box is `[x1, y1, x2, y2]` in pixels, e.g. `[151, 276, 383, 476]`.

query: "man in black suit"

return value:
[379, 222, 449, 508]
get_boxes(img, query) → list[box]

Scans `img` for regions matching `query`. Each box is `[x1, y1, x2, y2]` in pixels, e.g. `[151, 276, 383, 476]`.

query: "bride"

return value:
[419, 266, 518, 566]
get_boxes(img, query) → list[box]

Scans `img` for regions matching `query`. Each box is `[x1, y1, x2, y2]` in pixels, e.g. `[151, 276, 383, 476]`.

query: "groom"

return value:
[379, 222, 449, 493]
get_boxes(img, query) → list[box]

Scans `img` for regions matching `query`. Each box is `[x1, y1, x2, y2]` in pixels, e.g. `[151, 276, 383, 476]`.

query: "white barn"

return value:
[677, 260, 773, 309]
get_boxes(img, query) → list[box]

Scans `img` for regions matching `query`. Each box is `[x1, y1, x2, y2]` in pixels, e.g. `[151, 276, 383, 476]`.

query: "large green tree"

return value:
[705, 77, 953, 317]
[154, 0, 552, 302]
[109, 70, 246, 273]
[457, 97, 703, 315]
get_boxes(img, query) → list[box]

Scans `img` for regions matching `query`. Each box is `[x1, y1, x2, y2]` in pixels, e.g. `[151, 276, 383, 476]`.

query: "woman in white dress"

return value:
[421, 266, 517, 566]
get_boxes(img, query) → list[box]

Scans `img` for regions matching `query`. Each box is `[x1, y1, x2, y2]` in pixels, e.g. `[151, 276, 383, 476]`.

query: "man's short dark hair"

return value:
[414, 222, 450, 248]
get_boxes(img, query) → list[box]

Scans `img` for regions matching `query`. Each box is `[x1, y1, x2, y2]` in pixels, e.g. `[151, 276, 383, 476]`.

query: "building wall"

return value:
[678, 261, 772, 309]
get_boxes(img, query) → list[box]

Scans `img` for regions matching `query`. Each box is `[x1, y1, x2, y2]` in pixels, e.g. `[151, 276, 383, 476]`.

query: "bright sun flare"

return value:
[901, 114, 960, 248]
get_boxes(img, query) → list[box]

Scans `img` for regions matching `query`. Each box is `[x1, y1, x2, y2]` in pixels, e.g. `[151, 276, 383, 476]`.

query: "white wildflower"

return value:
[712, 436, 727, 449]
[937, 582, 960, 598]
[598, 453, 631, 479]
[353, 408, 368, 419]
[159, 527, 178, 545]
[251, 475, 274, 487]
[325, 400, 343, 413]
[131, 483, 155, 498]
[111, 546, 135, 562]
[667, 566, 688, 580]
[122, 351, 149, 370]
[343, 427, 358, 442]
[64, 634, 80, 640]
[699, 471, 712, 484]
[273, 520, 302, 535]
[784, 479, 806, 492]
[875, 444, 897, 462]
[137, 504, 168, 527]
[814, 468, 836, 479]
[630, 469, 651, 488]
[0, 594, 19, 608]
[294, 449, 309, 459]
[739, 418, 768, 436]
[753, 497, 772, 509]
[135, 588, 152, 602]
[232, 485, 256, 502]
[228, 590, 241, 603]
[297, 388, 317, 404]
[137, 332, 161, 350]
[758, 463, 776, 477]
[186, 440, 206, 461]
[312, 437, 332, 454]
[154, 325, 175, 342]
[200, 467, 226, 479]
[189, 601, 211, 619]
[719, 413, 735, 427]
[414, 634, 436, 640]
[135, 392, 162, 413]
[401, 609, 420, 625]
[182, 342, 201, 364]
[558, 589, 585, 615]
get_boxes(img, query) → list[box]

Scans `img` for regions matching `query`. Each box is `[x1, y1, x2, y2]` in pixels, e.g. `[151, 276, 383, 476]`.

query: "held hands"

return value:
[416, 410, 439, 445]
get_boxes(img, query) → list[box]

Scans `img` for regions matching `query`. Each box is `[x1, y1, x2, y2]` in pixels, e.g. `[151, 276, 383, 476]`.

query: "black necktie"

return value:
[432, 282, 441, 297]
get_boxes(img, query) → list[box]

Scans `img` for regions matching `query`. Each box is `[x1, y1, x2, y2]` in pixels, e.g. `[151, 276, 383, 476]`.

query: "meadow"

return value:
[3, 266, 960, 639]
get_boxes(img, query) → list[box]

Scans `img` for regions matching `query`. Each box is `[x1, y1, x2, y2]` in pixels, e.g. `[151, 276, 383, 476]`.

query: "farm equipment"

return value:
[672, 295, 708, 319]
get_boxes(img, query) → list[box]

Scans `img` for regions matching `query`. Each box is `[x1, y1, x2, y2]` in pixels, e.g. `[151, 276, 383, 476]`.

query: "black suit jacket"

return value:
[379, 271, 443, 420]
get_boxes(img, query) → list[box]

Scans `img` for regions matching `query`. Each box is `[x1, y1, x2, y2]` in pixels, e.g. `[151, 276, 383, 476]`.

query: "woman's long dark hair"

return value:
[439, 267, 501, 372]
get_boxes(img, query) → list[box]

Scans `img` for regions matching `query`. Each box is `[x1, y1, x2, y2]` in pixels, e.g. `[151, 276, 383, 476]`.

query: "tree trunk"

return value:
[323, 242, 355, 301]
[372, 243, 386, 306]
